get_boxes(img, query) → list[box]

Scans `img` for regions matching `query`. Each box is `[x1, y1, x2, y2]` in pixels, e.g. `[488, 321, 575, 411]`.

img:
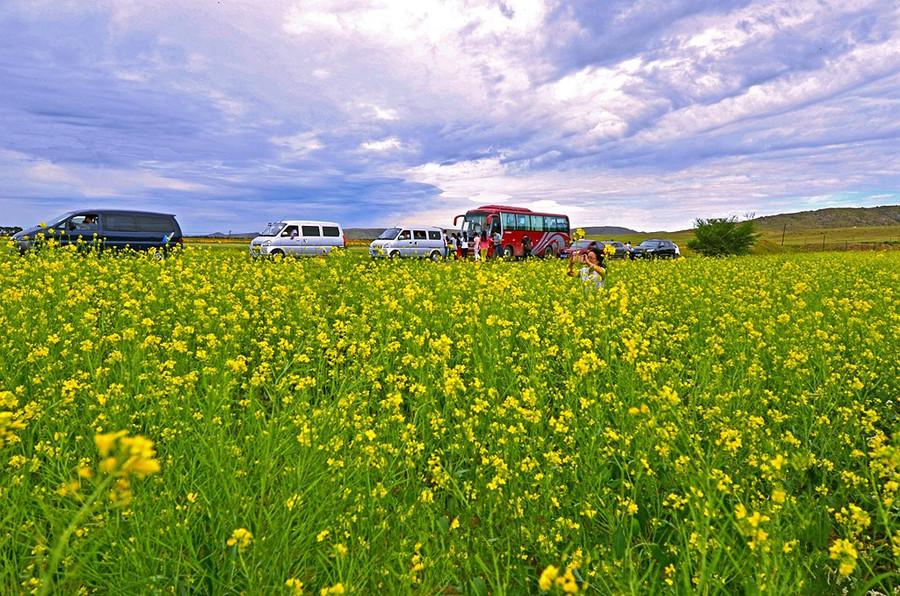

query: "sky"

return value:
[1, 0, 899, 234]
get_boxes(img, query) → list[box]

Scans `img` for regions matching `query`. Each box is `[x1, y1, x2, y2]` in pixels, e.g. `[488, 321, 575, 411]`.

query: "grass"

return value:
[0, 244, 897, 593]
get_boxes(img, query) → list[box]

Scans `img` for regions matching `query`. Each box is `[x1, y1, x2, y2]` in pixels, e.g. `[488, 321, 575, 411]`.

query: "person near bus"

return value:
[481, 232, 489, 261]
[492, 229, 502, 258]
[473, 233, 481, 261]
[522, 235, 532, 258]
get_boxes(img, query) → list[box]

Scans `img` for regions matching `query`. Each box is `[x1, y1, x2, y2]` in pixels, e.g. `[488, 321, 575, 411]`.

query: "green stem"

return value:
[38, 473, 117, 596]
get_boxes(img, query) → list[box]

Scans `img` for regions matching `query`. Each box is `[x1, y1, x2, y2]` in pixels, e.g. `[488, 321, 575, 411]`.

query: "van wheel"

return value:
[503, 245, 514, 259]
[389, 250, 401, 259]
[270, 249, 285, 257]
[429, 250, 442, 261]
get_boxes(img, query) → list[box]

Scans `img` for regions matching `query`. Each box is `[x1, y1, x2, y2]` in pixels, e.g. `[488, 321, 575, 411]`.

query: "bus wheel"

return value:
[503, 245, 514, 259]
[543, 247, 555, 258]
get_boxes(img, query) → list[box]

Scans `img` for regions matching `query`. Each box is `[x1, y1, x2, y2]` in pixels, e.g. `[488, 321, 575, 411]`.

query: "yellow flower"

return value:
[285, 578, 304, 594]
[320, 583, 344, 595]
[539, 565, 559, 591]
[227, 528, 253, 551]
[829, 538, 857, 576]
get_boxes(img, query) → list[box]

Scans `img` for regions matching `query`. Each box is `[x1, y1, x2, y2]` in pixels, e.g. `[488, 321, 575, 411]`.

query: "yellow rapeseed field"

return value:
[0, 244, 897, 593]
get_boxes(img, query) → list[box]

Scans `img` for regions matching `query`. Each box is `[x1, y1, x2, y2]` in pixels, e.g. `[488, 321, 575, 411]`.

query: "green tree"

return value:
[687, 216, 759, 256]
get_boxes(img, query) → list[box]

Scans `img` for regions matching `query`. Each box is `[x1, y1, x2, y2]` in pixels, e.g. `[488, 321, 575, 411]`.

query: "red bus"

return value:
[454, 205, 571, 258]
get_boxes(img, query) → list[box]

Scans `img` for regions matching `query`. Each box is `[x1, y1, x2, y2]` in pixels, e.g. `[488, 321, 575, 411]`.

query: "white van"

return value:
[369, 226, 447, 260]
[250, 220, 345, 257]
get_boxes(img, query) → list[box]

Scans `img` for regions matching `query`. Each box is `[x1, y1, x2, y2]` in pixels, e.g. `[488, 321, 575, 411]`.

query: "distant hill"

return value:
[345, 228, 387, 240]
[750, 205, 900, 230]
[581, 226, 640, 236]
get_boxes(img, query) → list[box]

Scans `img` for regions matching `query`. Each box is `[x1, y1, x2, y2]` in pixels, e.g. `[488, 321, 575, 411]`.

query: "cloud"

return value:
[0, 0, 897, 233]
[360, 137, 404, 152]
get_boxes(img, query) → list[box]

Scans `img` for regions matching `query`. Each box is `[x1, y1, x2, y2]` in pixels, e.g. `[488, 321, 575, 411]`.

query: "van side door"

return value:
[412, 230, 427, 256]
[301, 225, 321, 255]
[396, 229, 412, 256]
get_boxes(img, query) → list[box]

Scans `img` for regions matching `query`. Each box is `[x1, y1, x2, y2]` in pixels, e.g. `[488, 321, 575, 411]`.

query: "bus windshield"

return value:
[463, 213, 487, 238]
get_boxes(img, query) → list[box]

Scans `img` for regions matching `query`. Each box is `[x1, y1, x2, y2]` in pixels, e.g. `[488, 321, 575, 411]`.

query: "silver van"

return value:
[369, 226, 447, 260]
[250, 220, 345, 257]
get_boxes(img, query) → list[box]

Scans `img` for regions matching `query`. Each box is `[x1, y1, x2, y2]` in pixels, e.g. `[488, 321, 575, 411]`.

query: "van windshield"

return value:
[260, 222, 285, 237]
[378, 227, 400, 240]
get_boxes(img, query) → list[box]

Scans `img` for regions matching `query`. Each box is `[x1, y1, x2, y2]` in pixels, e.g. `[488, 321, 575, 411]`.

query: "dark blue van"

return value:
[11, 209, 183, 253]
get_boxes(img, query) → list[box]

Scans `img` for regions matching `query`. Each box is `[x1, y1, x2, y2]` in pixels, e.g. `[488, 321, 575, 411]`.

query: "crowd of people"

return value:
[443, 232, 608, 290]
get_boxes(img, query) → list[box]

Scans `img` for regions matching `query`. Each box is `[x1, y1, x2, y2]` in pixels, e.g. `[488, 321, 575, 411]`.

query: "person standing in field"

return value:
[481, 232, 489, 261]
[473, 233, 481, 261]
[522, 235, 532, 258]
[567, 241, 606, 289]
[454, 234, 462, 260]
[492, 228, 502, 259]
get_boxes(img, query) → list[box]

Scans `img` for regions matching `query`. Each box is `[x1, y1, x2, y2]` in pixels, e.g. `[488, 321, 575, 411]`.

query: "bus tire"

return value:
[543, 246, 555, 258]
[504, 245, 514, 259]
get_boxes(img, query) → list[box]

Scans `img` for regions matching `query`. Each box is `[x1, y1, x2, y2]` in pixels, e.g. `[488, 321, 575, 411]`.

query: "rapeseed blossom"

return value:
[0, 246, 896, 593]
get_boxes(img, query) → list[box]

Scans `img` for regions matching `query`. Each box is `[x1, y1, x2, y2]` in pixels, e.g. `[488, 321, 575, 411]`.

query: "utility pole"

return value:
[781, 223, 786, 247]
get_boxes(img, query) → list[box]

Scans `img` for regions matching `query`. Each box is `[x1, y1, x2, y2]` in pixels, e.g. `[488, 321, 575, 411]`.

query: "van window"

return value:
[322, 226, 340, 237]
[135, 216, 175, 233]
[398, 230, 411, 240]
[68, 214, 99, 231]
[281, 225, 299, 237]
[105, 215, 138, 231]
[301, 225, 320, 236]
[427, 231, 441, 240]
[413, 230, 427, 240]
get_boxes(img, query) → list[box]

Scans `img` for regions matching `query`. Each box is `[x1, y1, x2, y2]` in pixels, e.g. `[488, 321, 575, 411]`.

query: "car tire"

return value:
[389, 250, 401, 259]
[270, 248, 284, 257]
[429, 250, 442, 261]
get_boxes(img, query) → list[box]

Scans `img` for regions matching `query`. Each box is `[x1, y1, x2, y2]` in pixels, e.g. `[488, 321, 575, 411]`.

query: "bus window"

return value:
[517, 214, 529, 230]
[559, 217, 570, 232]
[530, 215, 543, 231]
[503, 212, 516, 231]
[544, 215, 557, 231]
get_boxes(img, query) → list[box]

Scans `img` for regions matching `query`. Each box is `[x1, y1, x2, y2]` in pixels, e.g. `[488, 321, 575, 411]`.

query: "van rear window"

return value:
[322, 226, 340, 237]
[428, 231, 441, 240]
[413, 230, 427, 240]
[302, 225, 320, 236]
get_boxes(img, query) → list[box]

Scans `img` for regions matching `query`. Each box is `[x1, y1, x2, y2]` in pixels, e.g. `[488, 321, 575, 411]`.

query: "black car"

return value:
[11, 209, 183, 254]
[631, 239, 680, 259]
[599, 240, 628, 259]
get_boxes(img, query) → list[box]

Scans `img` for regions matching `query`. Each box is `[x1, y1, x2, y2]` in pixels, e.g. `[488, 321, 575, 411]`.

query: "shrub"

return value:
[687, 216, 759, 256]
